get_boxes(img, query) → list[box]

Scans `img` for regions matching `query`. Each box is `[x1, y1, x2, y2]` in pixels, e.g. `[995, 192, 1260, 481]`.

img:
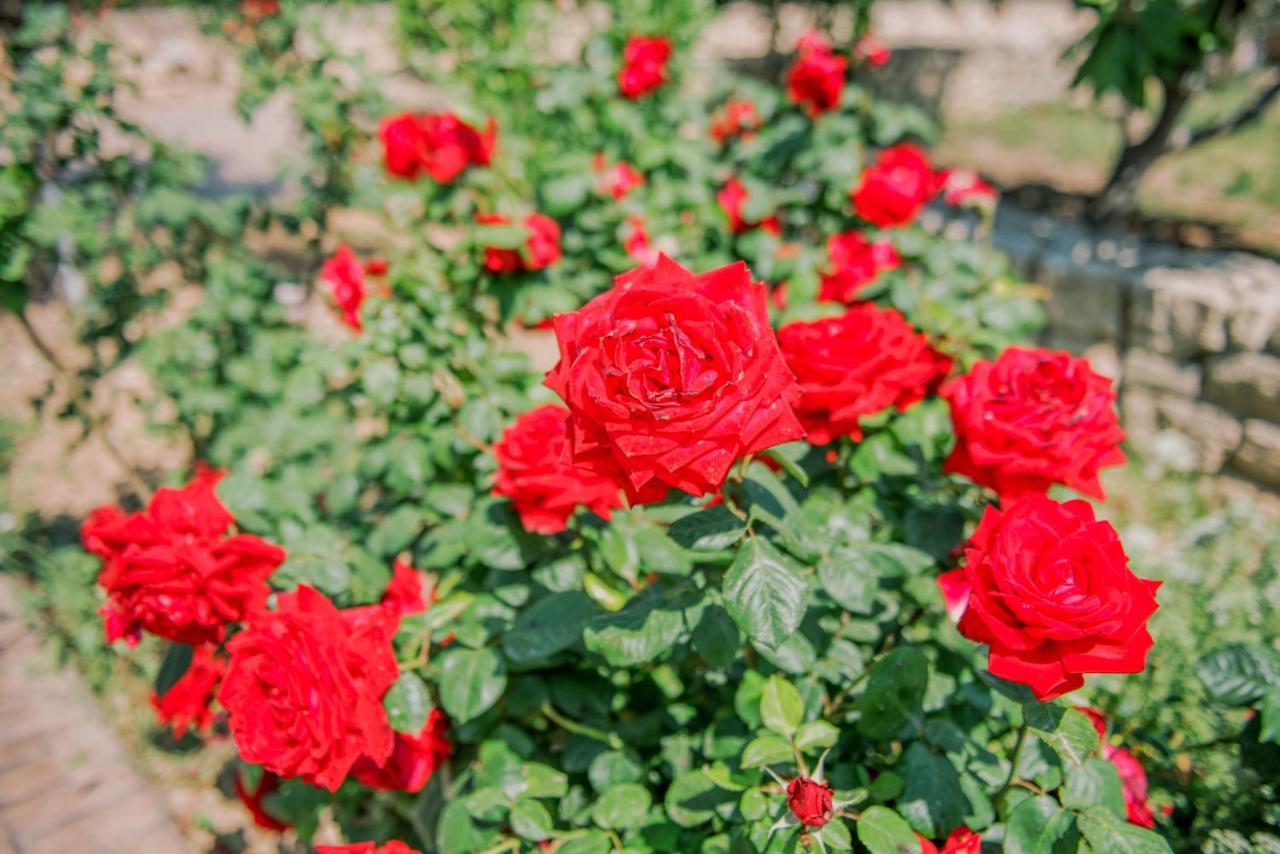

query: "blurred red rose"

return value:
[378, 112, 495, 183]
[234, 768, 290, 832]
[718, 177, 781, 235]
[545, 256, 804, 501]
[493, 404, 624, 534]
[353, 709, 452, 794]
[220, 586, 399, 792]
[151, 644, 225, 739]
[622, 216, 660, 268]
[942, 347, 1126, 500]
[852, 144, 940, 228]
[1106, 746, 1157, 828]
[477, 213, 562, 274]
[938, 168, 996, 207]
[85, 468, 285, 647]
[955, 494, 1160, 700]
[854, 34, 892, 68]
[786, 31, 847, 116]
[618, 35, 672, 98]
[710, 99, 761, 144]
[316, 843, 421, 854]
[918, 826, 981, 854]
[779, 304, 951, 445]
[322, 245, 367, 331]
[594, 153, 644, 199]
[787, 777, 833, 827]
[818, 230, 901, 303]
[380, 559, 431, 619]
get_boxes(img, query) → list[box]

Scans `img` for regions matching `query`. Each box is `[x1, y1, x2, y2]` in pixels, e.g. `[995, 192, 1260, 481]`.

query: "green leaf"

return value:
[858, 647, 928, 739]
[818, 550, 877, 614]
[1004, 795, 1075, 854]
[723, 537, 808, 650]
[856, 806, 919, 854]
[555, 831, 614, 854]
[588, 752, 644, 792]
[664, 770, 733, 828]
[1260, 689, 1280, 744]
[897, 742, 968, 838]
[815, 816, 853, 850]
[667, 505, 747, 551]
[1023, 703, 1100, 767]
[369, 505, 426, 556]
[741, 734, 794, 768]
[1076, 806, 1172, 853]
[439, 647, 507, 724]
[154, 643, 193, 697]
[474, 223, 530, 248]
[1062, 758, 1126, 819]
[1195, 644, 1280, 706]
[524, 762, 570, 798]
[437, 799, 493, 854]
[692, 604, 740, 667]
[592, 783, 652, 829]
[502, 591, 601, 663]
[583, 587, 688, 667]
[795, 720, 840, 752]
[510, 799, 554, 841]
[384, 672, 432, 734]
[760, 674, 804, 738]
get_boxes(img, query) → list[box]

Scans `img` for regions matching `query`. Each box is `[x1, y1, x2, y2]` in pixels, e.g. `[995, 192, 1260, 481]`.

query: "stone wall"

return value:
[951, 206, 1280, 489]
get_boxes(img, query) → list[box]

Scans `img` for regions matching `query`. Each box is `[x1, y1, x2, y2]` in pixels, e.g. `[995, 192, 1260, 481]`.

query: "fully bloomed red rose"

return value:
[710, 99, 760, 144]
[220, 586, 399, 792]
[618, 35, 672, 98]
[918, 827, 981, 854]
[378, 112, 495, 183]
[779, 305, 951, 444]
[234, 769, 290, 832]
[787, 777, 833, 827]
[353, 709, 452, 793]
[85, 469, 285, 647]
[818, 230, 901, 303]
[852, 144, 939, 228]
[942, 347, 1126, 500]
[477, 213, 562, 274]
[786, 31, 847, 116]
[316, 844, 422, 854]
[545, 256, 804, 501]
[718, 177, 781, 235]
[493, 404, 624, 534]
[321, 245, 370, 331]
[151, 644, 225, 739]
[954, 494, 1160, 701]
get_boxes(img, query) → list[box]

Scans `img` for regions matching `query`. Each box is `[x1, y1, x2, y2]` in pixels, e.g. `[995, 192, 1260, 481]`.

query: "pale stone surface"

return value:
[1232, 419, 1280, 485]
[1152, 396, 1244, 473]
[1123, 349, 1202, 397]
[1204, 352, 1280, 423]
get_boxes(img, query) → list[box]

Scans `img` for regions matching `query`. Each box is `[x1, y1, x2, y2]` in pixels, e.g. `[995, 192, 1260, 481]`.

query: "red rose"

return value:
[234, 768, 290, 832]
[85, 469, 285, 647]
[851, 144, 939, 228]
[938, 169, 996, 207]
[545, 256, 804, 501]
[786, 31, 847, 116]
[1074, 704, 1109, 739]
[378, 112, 495, 183]
[942, 347, 1126, 500]
[477, 213, 562, 274]
[786, 777, 833, 827]
[316, 843, 421, 854]
[151, 644, 225, 739]
[622, 216, 660, 268]
[618, 35, 672, 99]
[918, 827, 981, 854]
[779, 305, 951, 445]
[353, 708, 452, 793]
[854, 34, 891, 68]
[322, 245, 367, 331]
[381, 559, 431, 619]
[955, 494, 1160, 701]
[493, 404, 625, 534]
[818, 230, 901, 303]
[240, 0, 280, 20]
[710, 99, 760, 144]
[718, 177, 781, 235]
[594, 153, 644, 200]
[220, 586, 399, 791]
[1106, 745, 1157, 828]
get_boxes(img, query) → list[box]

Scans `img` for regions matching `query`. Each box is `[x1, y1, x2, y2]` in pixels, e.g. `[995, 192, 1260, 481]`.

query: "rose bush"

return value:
[11, 1, 1263, 852]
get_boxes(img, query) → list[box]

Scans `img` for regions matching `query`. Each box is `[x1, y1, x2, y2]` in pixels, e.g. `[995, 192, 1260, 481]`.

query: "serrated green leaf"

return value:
[439, 647, 506, 724]
[897, 741, 968, 838]
[741, 734, 793, 768]
[857, 806, 919, 854]
[511, 799, 554, 841]
[1062, 758, 1126, 819]
[384, 672, 432, 734]
[795, 720, 840, 752]
[858, 647, 928, 739]
[1196, 644, 1280, 706]
[760, 674, 804, 737]
[592, 783, 651, 829]
[502, 591, 600, 663]
[1024, 703, 1100, 767]
[723, 537, 807, 650]
[1076, 806, 1172, 853]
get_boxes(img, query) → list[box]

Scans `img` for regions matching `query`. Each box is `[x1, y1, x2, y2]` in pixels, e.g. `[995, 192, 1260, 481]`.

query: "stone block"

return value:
[1203, 352, 1280, 422]
[1153, 395, 1243, 473]
[1129, 267, 1232, 357]
[1038, 253, 1130, 340]
[1122, 349, 1202, 397]
[1119, 387, 1158, 446]
[1230, 419, 1280, 488]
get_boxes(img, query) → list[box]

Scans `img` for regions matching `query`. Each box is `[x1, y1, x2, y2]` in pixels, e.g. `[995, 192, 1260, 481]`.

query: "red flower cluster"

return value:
[493, 404, 624, 534]
[942, 495, 1159, 700]
[322, 245, 387, 332]
[851, 144, 940, 228]
[83, 468, 285, 647]
[919, 827, 981, 854]
[317, 843, 421, 854]
[786, 31, 847, 116]
[379, 112, 495, 183]
[151, 644, 226, 739]
[710, 99, 760, 144]
[545, 256, 804, 501]
[786, 776, 833, 827]
[353, 709, 452, 793]
[943, 347, 1126, 500]
[818, 230, 901, 303]
[618, 35, 672, 99]
[1076, 708, 1158, 828]
[219, 586, 399, 791]
[477, 213, 562, 274]
[594, 153, 644, 200]
[718, 177, 781, 235]
[779, 305, 951, 444]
